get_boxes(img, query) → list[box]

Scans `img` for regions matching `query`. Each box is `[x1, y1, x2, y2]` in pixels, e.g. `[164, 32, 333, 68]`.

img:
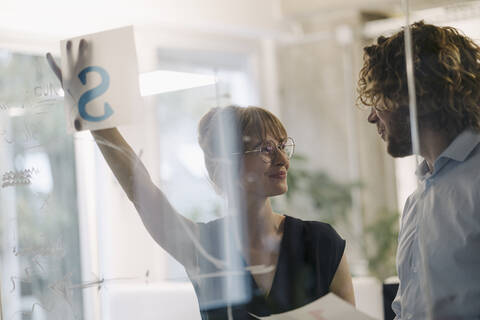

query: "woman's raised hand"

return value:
[46, 39, 89, 87]
[46, 39, 92, 131]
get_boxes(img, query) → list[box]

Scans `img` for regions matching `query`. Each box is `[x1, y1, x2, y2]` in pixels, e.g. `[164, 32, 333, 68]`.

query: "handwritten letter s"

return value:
[77, 66, 114, 122]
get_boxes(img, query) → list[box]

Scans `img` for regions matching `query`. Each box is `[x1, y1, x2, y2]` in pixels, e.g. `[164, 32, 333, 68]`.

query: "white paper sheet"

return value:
[60, 26, 142, 133]
[250, 293, 378, 320]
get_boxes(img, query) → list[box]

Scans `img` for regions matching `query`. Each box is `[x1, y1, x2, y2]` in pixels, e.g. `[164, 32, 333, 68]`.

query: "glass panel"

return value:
[2, 1, 479, 320]
[406, 2, 480, 319]
[0, 52, 83, 319]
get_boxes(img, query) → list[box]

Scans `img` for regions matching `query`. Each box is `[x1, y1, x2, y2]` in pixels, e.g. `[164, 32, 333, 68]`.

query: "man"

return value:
[358, 21, 480, 319]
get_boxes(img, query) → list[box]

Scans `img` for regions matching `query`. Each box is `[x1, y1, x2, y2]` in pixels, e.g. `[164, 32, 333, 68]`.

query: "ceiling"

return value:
[0, 0, 282, 38]
[0, 0, 477, 40]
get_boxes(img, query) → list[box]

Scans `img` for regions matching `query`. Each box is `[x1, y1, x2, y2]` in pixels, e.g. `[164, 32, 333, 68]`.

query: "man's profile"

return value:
[358, 21, 480, 319]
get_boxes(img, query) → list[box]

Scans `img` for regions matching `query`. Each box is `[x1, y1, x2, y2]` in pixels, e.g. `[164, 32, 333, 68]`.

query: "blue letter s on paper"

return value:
[78, 66, 114, 122]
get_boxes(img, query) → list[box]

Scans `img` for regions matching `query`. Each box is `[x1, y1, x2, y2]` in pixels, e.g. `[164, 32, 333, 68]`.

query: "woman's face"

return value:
[240, 134, 290, 198]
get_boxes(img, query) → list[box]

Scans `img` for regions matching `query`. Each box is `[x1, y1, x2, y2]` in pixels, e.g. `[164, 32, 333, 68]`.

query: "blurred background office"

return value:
[1, 0, 479, 319]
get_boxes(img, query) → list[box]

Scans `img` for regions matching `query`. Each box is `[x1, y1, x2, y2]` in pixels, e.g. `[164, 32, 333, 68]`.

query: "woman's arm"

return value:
[329, 252, 356, 305]
[46, 50, 199, 269]
[91, 128, 199, 268]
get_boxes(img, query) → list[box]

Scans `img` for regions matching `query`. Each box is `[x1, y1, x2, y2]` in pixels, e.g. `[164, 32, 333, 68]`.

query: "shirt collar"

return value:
[415, 160, 430, 180]
[415, 129, 480, 180]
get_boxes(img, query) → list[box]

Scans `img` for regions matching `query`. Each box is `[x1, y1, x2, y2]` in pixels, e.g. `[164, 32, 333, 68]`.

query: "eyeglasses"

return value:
[239, 137, 295, 163]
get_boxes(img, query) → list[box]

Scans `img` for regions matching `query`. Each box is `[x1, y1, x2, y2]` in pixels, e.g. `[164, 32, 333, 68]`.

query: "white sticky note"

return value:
[250, 293, 378, 320]
[60, 26, 142, 133]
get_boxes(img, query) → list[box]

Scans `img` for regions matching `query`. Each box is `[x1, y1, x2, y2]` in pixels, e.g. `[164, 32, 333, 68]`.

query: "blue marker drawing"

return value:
[77, 66, 114, 122]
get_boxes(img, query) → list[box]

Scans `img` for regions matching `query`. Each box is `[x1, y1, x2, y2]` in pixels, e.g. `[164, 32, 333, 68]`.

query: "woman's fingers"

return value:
[46, 39, 88, 85]
[46, 52, 62, 84]
[46, 38, 90, 91]
[79, 38, 88, 51]
[76, 38, 89, 70]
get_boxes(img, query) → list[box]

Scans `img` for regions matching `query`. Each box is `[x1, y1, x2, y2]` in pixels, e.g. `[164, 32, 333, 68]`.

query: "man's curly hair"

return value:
[358, 21, 480, 133]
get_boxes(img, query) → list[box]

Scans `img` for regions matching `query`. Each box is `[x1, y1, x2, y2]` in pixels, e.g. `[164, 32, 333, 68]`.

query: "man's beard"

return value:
[386, 109, 413, 158]
[387, 133, 413, 157]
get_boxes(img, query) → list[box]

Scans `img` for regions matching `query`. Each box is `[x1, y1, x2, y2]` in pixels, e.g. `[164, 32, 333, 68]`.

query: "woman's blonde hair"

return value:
[198, 105, 287, 190]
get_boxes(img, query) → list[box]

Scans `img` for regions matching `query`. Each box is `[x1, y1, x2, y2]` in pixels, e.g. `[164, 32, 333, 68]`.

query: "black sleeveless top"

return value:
[186, 215, 346, 320]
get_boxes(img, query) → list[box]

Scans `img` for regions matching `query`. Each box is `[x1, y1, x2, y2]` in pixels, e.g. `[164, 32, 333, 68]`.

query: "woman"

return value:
[47, 43, 354, 319]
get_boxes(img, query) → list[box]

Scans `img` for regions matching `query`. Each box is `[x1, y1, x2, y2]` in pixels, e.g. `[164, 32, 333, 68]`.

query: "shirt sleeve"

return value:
[327, 225, 346, 285]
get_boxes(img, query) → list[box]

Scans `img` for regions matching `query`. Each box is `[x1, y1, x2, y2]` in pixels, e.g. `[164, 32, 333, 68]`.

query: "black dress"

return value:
[186, 215, 346, 320]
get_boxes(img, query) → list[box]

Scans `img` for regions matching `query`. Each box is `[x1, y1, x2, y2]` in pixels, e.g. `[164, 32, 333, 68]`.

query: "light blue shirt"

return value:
[393, 129, 480, 320]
